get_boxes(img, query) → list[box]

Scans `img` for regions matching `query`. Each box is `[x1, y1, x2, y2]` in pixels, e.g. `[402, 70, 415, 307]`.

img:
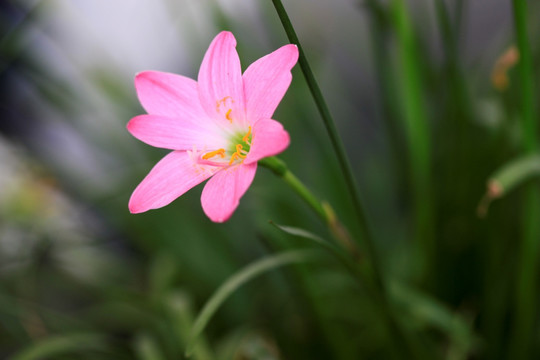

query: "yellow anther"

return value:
[216, 96, 231, 107]
[229, 152, 240, 165]
[228, 144, 248, 165]
[236, 144, 246, 158]
[225, 109, 233, 123]
[242, 126, 252, 143]
[202, 148, 225, 160]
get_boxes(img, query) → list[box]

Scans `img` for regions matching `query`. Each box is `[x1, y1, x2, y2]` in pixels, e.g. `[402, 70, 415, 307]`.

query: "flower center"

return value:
[201, 126, 252, 166]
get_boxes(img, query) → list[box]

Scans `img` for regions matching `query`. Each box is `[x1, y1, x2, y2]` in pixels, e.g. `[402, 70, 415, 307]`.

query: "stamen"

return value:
[228, 144, 249, 165]
[225, 109, 233, 123]
[216, 96, 232, 109]
[229, 152, 240, 165]
[242, 126, 252, 143]
[202, 148, 225, 160]
[236, 144, 246, 158]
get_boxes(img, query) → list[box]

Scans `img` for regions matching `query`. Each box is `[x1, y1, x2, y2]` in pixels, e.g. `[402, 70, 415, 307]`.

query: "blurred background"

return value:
[1, 0, 539, 359]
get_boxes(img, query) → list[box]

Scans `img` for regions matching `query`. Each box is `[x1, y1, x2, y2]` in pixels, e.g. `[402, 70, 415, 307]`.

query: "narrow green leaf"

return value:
[185, 250, 319, 357]
[478, 154, 540, 216]
[10, 334, 107, 360]
[489, 154, 540, 196]
[390, 0, 434, 282]
[270, 222, 330, 248]
[269, 222, 363, 285]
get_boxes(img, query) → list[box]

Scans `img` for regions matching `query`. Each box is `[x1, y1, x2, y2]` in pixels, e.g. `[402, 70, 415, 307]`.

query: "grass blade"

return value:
[390, 0, 433, 284]
[185, 250, 319, 357]
[478, 154, 540, 216]
[269, 222, 367, 285]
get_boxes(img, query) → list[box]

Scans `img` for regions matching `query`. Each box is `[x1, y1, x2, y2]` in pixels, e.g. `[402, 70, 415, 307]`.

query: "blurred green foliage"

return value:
[1, 0, 540, 359]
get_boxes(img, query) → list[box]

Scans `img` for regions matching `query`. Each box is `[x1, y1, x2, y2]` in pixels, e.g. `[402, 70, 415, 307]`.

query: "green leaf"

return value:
[270, 222, 330, 248]
[270, 222, 365, 287]
[10, 334, 108, 360]
[478, 153, 540, 216]
[390, 0, 434, 280]
[185, 250, 319, 357]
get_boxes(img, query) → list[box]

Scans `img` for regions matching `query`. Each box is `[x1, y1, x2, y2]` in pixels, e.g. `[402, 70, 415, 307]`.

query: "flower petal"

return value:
[198, 31, 246, 124]
[243, 44, 298, 121]
[135, 71, 207, 119]
[200, 163, 257, 222]
[129, 151, 219, 213]
[127, 114, 226, 150]
[244, 119, 290, 164]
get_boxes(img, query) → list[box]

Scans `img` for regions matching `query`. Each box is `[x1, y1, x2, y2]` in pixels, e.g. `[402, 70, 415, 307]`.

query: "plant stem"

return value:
[270, 0, 381, 290]
[260, 157, 419, 359]
[269, 1, 421, 357]
[508, 0, 540, 358]
[259, 157, 345, 245]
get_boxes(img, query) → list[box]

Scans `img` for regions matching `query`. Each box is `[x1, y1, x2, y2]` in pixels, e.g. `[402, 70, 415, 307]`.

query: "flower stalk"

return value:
[259, 157, 358, 256]
[270, 2, 421, 358]
[270, 0, 380, 283]
[262, 156, 421, 359]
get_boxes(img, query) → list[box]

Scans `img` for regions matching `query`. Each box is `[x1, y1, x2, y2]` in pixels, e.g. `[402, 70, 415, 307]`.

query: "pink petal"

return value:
[200, 163, 257, 222]
[198, 31, 246, 125]
[244, 119, 290, 164]
[127, 114, 226, 150]
[135, 71, 207, 119]
[243, 44, 298, 122]
[129, 151, 219, 213]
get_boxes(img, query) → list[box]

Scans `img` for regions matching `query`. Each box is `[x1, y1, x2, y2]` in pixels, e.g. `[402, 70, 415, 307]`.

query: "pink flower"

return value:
[127, 31, 299, 222]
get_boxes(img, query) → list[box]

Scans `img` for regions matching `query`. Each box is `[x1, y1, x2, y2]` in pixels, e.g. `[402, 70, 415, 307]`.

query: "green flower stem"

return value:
[270, 0, 381, 289]
[260, 156, 419, 359]
[269, 1, 419, 357]
[259, 157, 359, 255]
[508, 0, 540, 358]
[259, 157, 328, 224]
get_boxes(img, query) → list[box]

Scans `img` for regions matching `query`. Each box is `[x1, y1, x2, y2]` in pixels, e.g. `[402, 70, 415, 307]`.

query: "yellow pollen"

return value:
[202, 148, 225, 160]
[225, 109, 233, 123]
